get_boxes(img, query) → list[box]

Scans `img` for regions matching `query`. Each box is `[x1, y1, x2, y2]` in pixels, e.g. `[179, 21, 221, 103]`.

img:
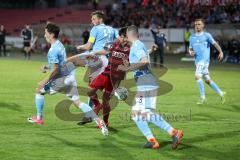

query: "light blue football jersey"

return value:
[47, 40, 66, 69]
[189, 32, 216, 64]
[129, 40, 158, 91]
[88, 24, 118, 52]
[47, 40, 74, 76]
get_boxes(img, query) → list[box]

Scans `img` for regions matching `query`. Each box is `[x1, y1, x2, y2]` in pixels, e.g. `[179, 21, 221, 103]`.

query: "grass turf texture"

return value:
[0, 58, 239, 160]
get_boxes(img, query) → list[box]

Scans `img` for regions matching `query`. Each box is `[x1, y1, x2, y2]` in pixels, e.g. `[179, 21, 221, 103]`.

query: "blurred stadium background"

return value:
[0, 0, 239, 63]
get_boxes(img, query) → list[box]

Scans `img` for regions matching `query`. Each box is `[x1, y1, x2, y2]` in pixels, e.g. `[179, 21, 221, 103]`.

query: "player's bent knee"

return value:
[87, 88, 96, 97]
[64, 76, 76, 86]
[35, 88, 40, 94]
[71, 95, 80, 102]
[195, 76, 201, 80]
[71, 96, 80, 107]
[205, 79, 211, 84]
[35, 87, 42, 94]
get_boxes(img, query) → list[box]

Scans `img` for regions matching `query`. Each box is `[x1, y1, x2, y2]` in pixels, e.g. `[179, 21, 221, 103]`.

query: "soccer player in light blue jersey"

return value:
[75, 10, 118, 81]
[189, 19, 226, 105]
[118, 25, 183, 150]
[27, 23, 108, 136]
[68, 11, 118, 124]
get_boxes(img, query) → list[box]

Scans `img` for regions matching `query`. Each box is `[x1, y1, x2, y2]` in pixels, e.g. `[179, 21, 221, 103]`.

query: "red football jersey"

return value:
[102, 41, 130, 80]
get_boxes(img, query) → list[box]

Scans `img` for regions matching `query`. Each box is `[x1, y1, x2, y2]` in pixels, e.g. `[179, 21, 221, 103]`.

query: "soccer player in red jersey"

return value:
[79, 27, 130, 127]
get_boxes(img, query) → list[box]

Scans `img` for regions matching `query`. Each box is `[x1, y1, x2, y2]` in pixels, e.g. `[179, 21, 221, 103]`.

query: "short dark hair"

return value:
[127, 25, 139, 36]
[195, 18, 205, 24]
[91, 10, 104, 20]
[45, 23, 60, 39]
[119, 27, 128, 37]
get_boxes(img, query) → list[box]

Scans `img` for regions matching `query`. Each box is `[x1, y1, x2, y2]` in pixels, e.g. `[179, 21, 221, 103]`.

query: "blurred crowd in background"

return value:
[211, 37, 240, 63]
[104, 0, 240, 28]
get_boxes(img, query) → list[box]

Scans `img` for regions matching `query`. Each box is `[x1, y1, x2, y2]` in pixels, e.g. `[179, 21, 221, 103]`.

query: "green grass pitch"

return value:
[0, 58, 239, 160]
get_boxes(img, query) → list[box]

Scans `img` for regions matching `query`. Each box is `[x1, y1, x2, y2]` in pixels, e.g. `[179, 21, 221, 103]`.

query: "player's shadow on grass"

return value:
[80, 123, 134, 134]
[108, 126, 118, 133]
[98, 137, 138, 160]
[185, 130, 239, 144]
[0, 102, 22, 112]
[47, 134, 138, 160]
[230, 104, 240, 111]
[209, 104, 240, 113]
[156, 141, 193, 150]
[47, 134, 84, 148]
[193, 113, 217, 121]
[151, 65, 168, 77]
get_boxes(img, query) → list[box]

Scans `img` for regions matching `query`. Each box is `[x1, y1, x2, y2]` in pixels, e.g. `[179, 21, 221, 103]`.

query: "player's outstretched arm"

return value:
[76, 42, 93, 52]
[91, 50, 109, 56]
[150, 29, 157, 35]
[66, 55, 86, 67]
[117, 57, 149, 72]
[213, 42, 224, 61]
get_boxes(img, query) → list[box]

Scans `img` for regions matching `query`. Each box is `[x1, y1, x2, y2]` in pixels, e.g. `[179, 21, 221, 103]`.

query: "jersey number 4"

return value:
[104, 28, 112, 42]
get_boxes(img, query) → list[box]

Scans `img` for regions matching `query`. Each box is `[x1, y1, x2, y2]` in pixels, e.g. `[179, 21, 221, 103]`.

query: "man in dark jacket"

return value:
[150, 26, 167, 67]
[0, 25, 6, 57]
[20, 25, 33, 60]
[82, 28, 90, 44]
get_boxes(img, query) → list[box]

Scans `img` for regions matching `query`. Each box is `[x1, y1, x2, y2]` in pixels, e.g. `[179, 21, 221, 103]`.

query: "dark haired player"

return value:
[27, 23, 108, 136]
[78, 27, 130, 127]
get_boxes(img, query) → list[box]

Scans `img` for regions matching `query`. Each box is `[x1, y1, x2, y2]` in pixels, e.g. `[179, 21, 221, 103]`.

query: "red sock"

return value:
[90, 96, 100, 107]
[103, 105, 110, 126]
[94, 104, 102, 115]
[90, 96, 102, 115]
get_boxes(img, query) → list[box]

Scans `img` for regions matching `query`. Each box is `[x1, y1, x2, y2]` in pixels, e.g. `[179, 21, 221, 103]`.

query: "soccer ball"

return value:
[114, 87, 128, 101]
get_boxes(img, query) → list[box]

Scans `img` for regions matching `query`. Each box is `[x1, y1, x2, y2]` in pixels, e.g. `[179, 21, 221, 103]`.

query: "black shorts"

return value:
[23, 42, 30, 47]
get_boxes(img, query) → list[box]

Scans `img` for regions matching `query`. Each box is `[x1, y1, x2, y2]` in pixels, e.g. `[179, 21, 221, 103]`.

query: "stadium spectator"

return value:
[219, 37, 230, 61]
[20, 25, 33, 60]
[61, 34, 71, 45]
[81, 28, 90, 44]
[121, 0, 128, 10]
[141, 0, 149, 8]
[61, 34, 71, 55]
[34, 0, 47, 9]
[112, 0, 119, 12]
[43, 42, 50, 56]
[150, 26, 167, 67]
[212, 36, 240, 63]
[135, 0, 141, 8]
[92, 0, 99, 10]
[0, 25, 6, 57]
[184, 27, 191, 54]
[228, 37, 240, 62]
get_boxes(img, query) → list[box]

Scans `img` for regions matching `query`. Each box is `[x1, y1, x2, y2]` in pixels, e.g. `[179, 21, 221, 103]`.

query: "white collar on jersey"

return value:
[195, 32, 204, 36]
